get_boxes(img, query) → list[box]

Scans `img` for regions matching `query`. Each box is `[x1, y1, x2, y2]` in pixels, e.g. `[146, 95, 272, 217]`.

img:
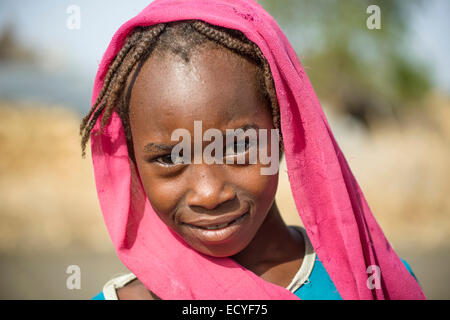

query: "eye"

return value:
[225, 137, 251, 156]
[155, 154, 174, 165]
[154, 153, 184, 166]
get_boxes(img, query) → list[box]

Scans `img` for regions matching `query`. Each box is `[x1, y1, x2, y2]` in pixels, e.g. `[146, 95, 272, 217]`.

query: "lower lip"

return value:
[183, 212, 249, 244]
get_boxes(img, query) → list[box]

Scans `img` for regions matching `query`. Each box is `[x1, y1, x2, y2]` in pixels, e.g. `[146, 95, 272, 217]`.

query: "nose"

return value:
[186, 165, 236, 210]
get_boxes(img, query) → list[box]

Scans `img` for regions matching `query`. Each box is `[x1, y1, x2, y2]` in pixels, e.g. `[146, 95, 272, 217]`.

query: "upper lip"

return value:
[180, 207, 249, 228]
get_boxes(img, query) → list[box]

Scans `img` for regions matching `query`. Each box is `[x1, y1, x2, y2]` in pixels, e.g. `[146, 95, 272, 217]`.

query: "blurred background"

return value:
[0, 0, 448, 299]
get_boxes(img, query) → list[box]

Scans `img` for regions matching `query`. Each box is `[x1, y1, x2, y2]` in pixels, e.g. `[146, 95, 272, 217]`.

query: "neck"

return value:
[231, 201, 304, 275]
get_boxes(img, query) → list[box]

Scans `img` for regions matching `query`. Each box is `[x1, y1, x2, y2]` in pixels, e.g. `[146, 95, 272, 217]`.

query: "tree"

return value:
[260, 0, 432, 126]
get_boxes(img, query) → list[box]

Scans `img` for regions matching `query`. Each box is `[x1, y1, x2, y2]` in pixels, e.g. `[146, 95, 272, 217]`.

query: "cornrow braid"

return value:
[79, 77, 115, 156]
[80, 20, 283, 159]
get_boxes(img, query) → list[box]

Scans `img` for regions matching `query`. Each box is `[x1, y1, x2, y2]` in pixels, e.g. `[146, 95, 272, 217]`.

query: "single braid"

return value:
[191, 21, 257, 58]
[80, 78, 114, 157]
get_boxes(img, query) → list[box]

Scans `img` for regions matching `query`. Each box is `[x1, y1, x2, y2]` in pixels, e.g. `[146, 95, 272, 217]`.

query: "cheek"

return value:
[137, 167, 186, 220]
[230, 165, 278, 210]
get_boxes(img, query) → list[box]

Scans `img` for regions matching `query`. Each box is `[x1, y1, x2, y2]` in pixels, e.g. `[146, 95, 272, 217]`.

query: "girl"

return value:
[82, 0, 424, 300]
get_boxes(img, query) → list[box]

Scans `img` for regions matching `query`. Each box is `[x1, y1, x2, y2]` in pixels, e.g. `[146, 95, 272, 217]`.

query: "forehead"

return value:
[128, 46, 269, 139]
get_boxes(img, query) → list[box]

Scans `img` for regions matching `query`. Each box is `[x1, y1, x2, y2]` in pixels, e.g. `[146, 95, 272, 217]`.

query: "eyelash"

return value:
[224, 138, 252, 157]
[153, 139, 253, 167]
[154, 154, 184, 167]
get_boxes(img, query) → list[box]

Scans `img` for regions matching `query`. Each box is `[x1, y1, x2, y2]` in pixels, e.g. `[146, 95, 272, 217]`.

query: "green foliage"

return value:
[259, 0, 432, 124]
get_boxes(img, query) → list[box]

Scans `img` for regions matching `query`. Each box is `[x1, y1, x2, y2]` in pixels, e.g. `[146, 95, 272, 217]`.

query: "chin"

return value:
[192, 238, 251, 258]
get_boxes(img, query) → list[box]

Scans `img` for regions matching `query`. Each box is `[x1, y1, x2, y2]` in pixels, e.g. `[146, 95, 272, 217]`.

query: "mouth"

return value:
[180, 210, 250, 244]
[182, 211, 249, 230]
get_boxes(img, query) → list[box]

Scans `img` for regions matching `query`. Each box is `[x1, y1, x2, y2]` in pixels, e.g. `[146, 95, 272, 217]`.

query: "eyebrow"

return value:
[142, 123, 261, 153]
[143, 143, 174, 154]
[236, 123, 259, 131]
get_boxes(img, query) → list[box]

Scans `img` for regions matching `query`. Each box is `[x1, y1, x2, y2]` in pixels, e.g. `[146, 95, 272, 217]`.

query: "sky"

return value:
[0, 0, 153, 75]
[0, 0, 449, 102]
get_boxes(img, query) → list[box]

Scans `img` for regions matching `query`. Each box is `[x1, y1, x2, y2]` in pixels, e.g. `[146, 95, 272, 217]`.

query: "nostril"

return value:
[187, 185, 237, 212]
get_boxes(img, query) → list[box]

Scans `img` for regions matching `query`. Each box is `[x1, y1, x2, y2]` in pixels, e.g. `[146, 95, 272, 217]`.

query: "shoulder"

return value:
[92, 273, 160, 300]
[294, 255, 421, 300]
[294, 256, 342, 300]
[117, 278, 160, 300]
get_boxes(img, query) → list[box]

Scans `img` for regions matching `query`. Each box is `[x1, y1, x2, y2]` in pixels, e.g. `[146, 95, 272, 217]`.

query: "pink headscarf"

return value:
[90, 0, 425, 299]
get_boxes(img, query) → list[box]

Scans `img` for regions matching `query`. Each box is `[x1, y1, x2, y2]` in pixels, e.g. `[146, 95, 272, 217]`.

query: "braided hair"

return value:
[80, 20, 283, 161]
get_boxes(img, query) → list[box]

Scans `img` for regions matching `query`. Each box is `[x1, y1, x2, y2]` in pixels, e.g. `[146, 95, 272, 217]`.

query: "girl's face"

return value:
[129, 45, 279, 257]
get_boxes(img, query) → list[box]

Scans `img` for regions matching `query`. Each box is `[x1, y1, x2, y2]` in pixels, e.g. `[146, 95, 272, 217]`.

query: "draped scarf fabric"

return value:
[90, 0, 425, 300]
